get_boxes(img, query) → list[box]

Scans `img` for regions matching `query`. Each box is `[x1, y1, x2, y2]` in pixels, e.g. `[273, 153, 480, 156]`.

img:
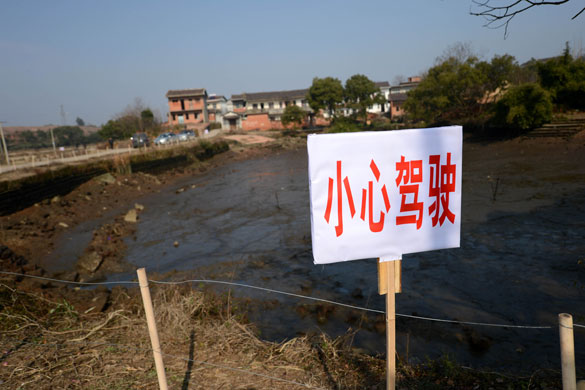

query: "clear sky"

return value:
[1, 0, 583, 126]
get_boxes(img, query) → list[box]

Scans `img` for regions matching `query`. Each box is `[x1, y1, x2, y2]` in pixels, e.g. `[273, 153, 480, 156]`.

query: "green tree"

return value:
[537, 43, 585, 109]
[307, 77, 344, 118]
[344, 74, 386, 124]
[405, 56, 486, 125]
[98, 116, 137, 140]
[53, 126, 85, 146]
[281, 105, 306, 128]
[493, 83, 552, 131]
[75, 117, 85, 126]
[140, 109, 154, 130]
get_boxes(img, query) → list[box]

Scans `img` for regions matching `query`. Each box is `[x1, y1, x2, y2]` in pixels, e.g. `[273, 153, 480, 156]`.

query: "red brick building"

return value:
[166, 88, 209, 128]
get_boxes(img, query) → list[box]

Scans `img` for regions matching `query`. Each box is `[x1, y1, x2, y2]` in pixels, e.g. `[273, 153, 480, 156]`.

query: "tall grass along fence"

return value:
[0, 269, 582, 389]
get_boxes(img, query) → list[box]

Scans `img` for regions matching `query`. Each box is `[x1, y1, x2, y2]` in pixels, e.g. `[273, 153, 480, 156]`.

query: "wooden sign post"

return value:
[378, 259, 401, 390]
[307, 128, 462, 390]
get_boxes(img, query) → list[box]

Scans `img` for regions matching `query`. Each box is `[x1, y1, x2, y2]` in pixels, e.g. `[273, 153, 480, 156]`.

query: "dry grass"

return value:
[0, 281, 563, 389]
[0, 282, 386, 389]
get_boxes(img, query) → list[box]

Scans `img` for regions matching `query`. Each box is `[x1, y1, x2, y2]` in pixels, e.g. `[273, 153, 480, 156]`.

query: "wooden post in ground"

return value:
[379, 259, 402, 390]
[559, 313, 577, 390]
[137, 268, 169, 390]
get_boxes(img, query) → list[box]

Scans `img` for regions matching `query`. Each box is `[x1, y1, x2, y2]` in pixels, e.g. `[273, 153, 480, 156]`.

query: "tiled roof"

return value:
[375, 81, 390, 88]
[231, 88, 309, 103]
[389, 93, 408, 102]
[166, 88, 207, 98]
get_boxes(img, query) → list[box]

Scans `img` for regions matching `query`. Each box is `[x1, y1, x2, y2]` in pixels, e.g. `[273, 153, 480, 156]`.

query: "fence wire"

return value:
[0, 270, 581, 330]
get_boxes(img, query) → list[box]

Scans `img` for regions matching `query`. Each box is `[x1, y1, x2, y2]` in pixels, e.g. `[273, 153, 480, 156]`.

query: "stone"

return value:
[173, 241, 179, 247]
[51, 196, 61, 204]
[134, 203, 144, 211]
[58, 222, 69, 228]
[95, 173, 116, 184]
[77, 251, 103, 273]
[124, 209, 137, 223]
[577, 380, 585, 390]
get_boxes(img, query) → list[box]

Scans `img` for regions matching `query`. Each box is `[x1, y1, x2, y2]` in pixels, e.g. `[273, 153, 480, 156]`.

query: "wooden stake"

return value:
[559, 313, 577, 390]
[379, 259, 401, 390]
[137, 268, 169, 390]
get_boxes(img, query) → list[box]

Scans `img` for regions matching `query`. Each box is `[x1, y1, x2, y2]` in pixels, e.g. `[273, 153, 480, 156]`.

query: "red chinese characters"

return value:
[323, 154, 456, 236]
[428, 153, 456, 226]
[395, 156, 424, 229]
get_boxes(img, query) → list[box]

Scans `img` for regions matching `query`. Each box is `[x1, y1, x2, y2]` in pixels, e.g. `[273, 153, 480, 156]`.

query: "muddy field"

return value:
[1, 131, 585, 388]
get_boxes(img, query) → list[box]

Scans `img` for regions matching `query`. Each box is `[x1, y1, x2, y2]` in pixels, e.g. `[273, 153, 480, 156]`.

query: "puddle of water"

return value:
[101, 147, 585, 372]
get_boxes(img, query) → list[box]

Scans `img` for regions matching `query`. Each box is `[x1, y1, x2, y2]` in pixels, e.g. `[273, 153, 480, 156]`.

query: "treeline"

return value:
[405, 42, 585, 134]
[10, 126, 102, 151]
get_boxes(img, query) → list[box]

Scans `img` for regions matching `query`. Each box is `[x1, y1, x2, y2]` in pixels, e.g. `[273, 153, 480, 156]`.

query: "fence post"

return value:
[137, 268, 169, 390]
[559, 313, 577, 390]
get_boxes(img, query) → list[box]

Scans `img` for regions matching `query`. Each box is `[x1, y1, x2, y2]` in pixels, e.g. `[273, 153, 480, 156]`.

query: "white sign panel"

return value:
[308, 126, 462, 264]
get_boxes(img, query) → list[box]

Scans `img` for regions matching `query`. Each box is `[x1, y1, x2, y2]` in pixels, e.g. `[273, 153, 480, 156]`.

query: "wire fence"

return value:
[1, 270, 581, 330]
[1, 269, 583, 389]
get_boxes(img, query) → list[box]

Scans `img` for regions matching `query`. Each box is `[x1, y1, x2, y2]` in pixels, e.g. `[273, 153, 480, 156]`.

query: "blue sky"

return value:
[1, 0, 583, 126]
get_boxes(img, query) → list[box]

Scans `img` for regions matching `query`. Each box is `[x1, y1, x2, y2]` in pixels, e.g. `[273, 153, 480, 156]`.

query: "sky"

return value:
[0, 0, 583, 127]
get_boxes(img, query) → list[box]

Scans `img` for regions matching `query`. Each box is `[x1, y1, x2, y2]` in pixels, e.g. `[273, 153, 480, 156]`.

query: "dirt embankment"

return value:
[0, 132, 581, 389]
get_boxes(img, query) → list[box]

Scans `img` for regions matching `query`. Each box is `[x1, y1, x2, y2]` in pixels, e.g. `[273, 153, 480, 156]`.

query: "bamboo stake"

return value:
[386, 262, 396, 390]
[379, 259, 401, 390]
[559, 313, 577, 390]
[137, 268, 169, 390]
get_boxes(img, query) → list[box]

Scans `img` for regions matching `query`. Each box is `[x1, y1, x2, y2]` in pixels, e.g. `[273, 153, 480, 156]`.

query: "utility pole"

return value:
[0, 121, 10, 165]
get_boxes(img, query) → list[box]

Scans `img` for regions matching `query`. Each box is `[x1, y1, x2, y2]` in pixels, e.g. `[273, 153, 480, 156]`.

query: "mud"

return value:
[2, 132, 585, 373]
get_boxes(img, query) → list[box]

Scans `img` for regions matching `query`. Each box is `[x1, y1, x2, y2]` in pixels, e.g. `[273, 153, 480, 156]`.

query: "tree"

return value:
[307, 77, 344, 118]
[471, 0, 584, 37]
[344, 74, 386, 124]
[140, 108, 155, 131]
[404, 47, 521, 125]
[493, 83, 552, 130]
[75, 117, 85, 126]
[537, 43, 585, 109]
[404, 57, 486, 125]
[53, 126, 84, 146]
[281, 105, 306, 128]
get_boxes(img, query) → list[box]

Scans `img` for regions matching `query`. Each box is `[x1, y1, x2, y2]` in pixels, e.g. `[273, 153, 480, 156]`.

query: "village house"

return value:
[388, 76, 421, 119]
[206, 94, 227, 126]
[166, 88, 209, 130]
[370, 81, 391, 114]
[225, 89, 313, 131]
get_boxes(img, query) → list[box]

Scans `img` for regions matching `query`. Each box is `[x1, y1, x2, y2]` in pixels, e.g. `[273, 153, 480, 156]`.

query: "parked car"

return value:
[178, 129, 196, 142]
[130, 133, 150, 148]
[154, 132, 178, 145]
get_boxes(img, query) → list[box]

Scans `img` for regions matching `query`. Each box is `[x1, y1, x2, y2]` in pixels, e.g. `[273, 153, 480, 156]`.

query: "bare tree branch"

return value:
[470, 0, 579, 37]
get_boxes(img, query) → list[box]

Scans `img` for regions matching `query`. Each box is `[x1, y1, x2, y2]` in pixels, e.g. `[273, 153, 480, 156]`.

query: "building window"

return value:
[253, 103, 258, 109]
[172, 99, 178, 103]
[185, 113, 189, 119]
[260, 103, 264, 110]
[302, 100, 308, 107]
[269, 102, 274, 109]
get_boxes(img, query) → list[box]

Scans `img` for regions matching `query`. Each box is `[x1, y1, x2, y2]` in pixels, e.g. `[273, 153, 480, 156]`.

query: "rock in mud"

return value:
[124, 209, 138, 223]
[95, 173, 116, 184]
[77, 251, 104, 273]
[134, 203, 144, 211]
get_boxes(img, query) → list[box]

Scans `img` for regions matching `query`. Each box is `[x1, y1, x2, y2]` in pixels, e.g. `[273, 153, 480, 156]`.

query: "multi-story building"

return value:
[166, 88, 209, 129]
[206, 94, 227, 126]
[370, 81, 391, 114]
[389, 77, 421, 119]
[226, 89, 313, 130]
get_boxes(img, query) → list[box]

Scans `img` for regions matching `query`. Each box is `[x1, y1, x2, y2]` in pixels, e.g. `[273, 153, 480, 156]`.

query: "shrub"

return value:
[493, 83, 552, 131]
[327, 117, 362, 133]
[209, 122, 222, 130]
